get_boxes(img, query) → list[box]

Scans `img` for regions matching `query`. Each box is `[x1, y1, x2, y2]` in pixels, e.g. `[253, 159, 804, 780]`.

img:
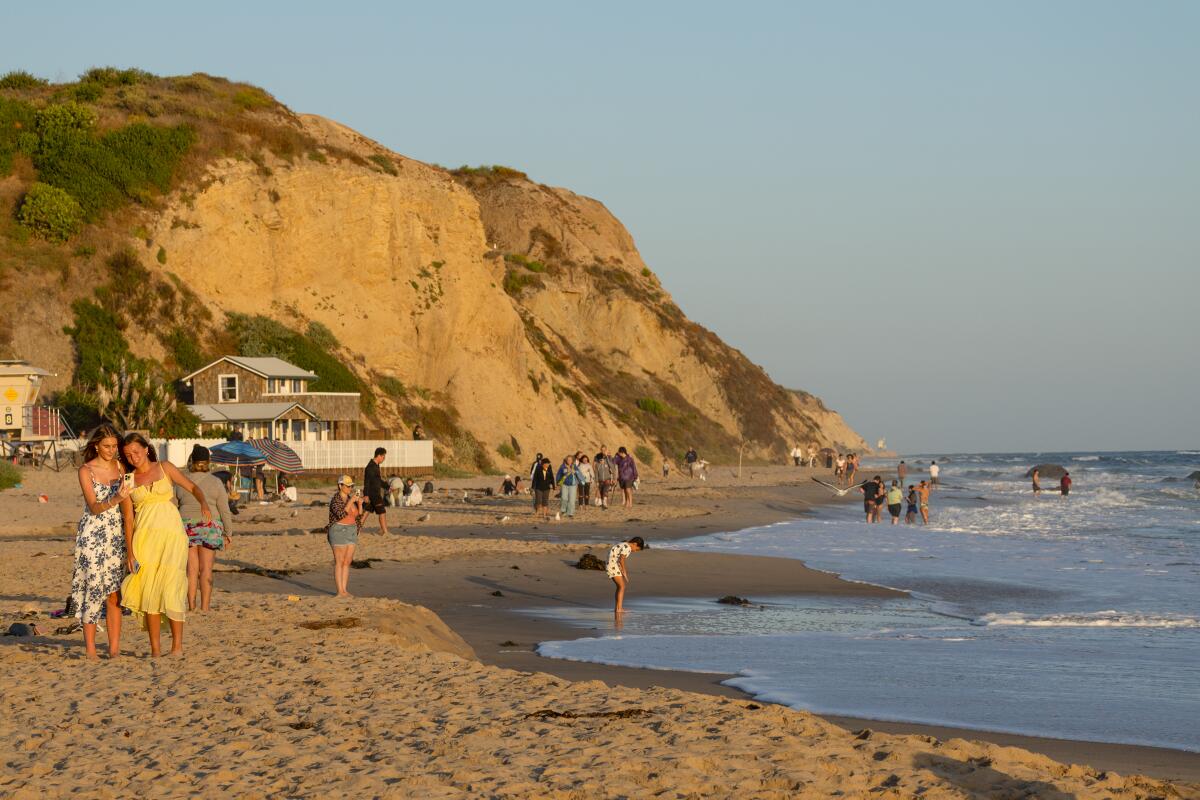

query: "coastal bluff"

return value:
[0, 74, 866, 465]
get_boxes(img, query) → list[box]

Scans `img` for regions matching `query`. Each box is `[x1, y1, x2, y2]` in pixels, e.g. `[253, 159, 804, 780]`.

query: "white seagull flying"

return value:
[810, 477, 867, 497]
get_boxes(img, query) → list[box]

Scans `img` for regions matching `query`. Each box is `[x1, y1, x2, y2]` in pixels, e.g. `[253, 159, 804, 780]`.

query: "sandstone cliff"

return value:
[0, 72, 866, 466]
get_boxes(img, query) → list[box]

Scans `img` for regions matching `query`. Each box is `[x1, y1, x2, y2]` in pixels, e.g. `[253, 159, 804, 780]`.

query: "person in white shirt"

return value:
[930, 460, 941, 489]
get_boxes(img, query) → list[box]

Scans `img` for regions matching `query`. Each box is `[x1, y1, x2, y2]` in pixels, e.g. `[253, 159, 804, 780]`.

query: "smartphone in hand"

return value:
[122, 473, 135, 491]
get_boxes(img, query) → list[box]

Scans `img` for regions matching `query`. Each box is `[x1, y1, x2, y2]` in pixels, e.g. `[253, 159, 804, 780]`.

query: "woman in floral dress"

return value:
[71, 424, 132, 659]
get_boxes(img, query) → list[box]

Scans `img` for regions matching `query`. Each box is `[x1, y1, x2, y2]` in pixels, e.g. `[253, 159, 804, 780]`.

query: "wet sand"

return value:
[222, 548, 1200, 784]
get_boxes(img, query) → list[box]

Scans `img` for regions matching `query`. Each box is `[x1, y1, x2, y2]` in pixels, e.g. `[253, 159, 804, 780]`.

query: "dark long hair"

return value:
[119, 431, 158, 470]
[82, 424, 123, 463]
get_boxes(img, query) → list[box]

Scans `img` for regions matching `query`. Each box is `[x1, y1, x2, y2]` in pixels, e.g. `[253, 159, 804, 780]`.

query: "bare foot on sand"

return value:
[336, 591, 354, 598]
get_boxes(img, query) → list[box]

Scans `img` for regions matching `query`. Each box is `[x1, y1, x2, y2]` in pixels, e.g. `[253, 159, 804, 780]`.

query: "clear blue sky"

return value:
[7, 1, 1197, 453]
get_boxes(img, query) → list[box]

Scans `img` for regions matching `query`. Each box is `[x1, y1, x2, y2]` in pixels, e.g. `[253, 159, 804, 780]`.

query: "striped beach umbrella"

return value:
[249, 438, 304, 473]
[210, 441, 267, 466]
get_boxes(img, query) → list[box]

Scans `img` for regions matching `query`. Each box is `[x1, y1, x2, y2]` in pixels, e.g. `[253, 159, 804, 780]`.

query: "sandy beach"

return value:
[1, 463, 1197, 798]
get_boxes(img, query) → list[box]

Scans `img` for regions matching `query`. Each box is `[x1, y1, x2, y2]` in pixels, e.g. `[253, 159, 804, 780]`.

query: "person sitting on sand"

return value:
[500, 475, 517, 496]
[328, 475, 365, 597]
[607, 536, 648, 613]
[403, 479, 423, 507]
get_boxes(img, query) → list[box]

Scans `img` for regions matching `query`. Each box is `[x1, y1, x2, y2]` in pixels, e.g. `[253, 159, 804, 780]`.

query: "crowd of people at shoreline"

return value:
[68, 420, 1090, 652]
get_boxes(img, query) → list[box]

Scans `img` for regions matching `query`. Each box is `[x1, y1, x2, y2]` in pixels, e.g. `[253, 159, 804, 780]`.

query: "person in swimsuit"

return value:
[917, 480, 931, 525]
[607, 536, 648, 614]
[1032, 468, 1042, 495]
[905, 485, 918, 524]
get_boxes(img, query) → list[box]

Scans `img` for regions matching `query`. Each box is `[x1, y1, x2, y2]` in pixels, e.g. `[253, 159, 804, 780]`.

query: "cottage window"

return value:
[219, 374, 238, 402]
[266, 378, 277, 394]
[291, 379, 303, 393]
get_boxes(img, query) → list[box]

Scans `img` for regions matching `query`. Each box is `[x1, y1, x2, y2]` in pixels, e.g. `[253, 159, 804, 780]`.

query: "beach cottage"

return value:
[181, 356, 362, 441]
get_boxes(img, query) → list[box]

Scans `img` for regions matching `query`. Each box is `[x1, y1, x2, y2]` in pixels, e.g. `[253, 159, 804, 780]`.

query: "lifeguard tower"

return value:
[1, 360, 75, 469]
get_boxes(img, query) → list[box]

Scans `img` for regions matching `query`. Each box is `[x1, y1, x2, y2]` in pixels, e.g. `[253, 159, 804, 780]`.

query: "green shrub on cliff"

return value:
[63, 299, 135, 389]
[368, 153, 398, 175]
[0, 97, 38, 175]
[636, 397, 671, 417]
[18, 182, 84, 241]
[0, 70, 47, 90]
[226, 313, 363, 394]
[504, 253, 546, 273]
[32, 103, 195, 220]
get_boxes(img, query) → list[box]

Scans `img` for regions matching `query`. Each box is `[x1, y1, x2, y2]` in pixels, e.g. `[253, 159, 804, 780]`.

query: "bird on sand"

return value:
[417, 513, 431, 522]
[810, 477, 867, 497]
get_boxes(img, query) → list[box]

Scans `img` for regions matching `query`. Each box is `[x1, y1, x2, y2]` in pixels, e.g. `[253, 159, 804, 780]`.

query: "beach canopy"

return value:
[818, 447, 836, 456]
[210, 440, 267, 466]
[1025, 463, 1067, 479]
[249, 438, 304, 473]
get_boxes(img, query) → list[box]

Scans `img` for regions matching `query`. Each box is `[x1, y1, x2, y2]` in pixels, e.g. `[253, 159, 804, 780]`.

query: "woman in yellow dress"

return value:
[119, 433, 212, 657]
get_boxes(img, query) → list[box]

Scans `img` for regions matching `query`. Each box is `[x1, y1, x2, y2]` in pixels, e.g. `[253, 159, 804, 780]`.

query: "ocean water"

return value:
[534, 451, 1200, 751]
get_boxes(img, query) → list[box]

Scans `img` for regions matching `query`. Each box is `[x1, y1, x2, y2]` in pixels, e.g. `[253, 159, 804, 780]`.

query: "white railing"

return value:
[153, 438, 434, 471]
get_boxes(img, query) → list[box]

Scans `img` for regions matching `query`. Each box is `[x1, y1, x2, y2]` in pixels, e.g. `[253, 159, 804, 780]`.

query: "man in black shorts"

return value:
[363, 447, 390, 535]
[860, 476, 880, 523]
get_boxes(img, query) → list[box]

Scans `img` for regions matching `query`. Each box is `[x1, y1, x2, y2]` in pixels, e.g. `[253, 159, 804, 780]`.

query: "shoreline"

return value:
[222, 545, 1200, 783]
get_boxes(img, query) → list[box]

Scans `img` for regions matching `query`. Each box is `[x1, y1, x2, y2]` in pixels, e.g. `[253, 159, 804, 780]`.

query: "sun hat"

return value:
[337, 475, 354, 486]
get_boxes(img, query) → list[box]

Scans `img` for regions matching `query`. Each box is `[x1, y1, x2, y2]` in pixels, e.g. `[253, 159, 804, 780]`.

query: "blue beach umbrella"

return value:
[209, 441, 267, 466]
